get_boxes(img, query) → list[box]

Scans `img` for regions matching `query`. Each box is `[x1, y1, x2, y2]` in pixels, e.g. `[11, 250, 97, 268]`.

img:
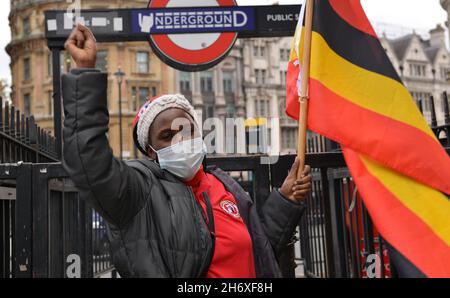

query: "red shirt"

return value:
[185, 166, 256, 278]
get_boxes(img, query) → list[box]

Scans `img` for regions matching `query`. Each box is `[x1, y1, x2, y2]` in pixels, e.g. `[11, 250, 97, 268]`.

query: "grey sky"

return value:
[0, 0, 447, 87]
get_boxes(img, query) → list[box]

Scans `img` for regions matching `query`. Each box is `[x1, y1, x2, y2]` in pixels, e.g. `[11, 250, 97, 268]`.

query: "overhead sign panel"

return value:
[45, 4, 301, 71]
[45, 6, 301, 40]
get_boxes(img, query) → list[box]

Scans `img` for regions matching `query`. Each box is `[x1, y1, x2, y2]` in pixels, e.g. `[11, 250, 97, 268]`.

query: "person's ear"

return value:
[147, 147, 157, 160]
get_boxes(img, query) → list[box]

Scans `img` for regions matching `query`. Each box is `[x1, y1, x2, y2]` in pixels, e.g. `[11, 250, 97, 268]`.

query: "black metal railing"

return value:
[0, 99, 60, 278]
[429, 92, 450, 147]
[0, 99, 58, 163]
[1, 151, 449, 278]
[0, 163, 116, 278]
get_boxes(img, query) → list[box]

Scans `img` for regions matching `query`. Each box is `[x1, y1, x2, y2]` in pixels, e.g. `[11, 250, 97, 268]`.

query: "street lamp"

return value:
[114, 67, 126, 160]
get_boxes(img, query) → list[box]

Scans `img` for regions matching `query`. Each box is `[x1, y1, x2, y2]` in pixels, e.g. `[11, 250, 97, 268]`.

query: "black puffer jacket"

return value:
[61, 69, 306, 278]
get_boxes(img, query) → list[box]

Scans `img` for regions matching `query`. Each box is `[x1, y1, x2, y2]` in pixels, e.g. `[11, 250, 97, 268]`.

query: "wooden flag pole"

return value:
[297, 0, 314, 180]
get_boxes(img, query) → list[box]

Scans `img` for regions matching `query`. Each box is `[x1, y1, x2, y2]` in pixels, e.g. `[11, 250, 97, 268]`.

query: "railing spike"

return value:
[4, 101, 9, 134]
[16, 110, 21, 139]
[430, 95, 437, 127]
[443, 92, 450, 125]
[10, 105, 15, 136]
[417, 100, 423, 114]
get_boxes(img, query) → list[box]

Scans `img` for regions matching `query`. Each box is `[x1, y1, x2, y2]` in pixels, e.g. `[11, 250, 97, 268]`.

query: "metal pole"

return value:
[51, 47, 63, 160]
[118, 81, 123, 160]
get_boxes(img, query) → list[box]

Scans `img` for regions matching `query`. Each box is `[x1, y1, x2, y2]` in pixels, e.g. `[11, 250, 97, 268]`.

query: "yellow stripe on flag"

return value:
[308, 32, 436, 140]
[360, 155, 450, 246]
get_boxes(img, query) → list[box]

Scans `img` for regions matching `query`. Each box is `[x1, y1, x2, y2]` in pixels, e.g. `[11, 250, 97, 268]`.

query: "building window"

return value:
[253, 46, 259, 57]
[96, 50, 108, 72]
[260, 46, 266, 57]
[203, 103, 215, 119]
[23, 58, 31, 81]
[136, 52, 149, 73]
[24, 93, 31, 115]
[409, 63, 427, 77]
[282, 128, 297, 150]
[440, 66, 450, 80]
[254, 46, 266, 58]
[280, 49, 284, 61]
[255, 69, 266, 84]
[139, 87, 149, 107]
[412, 92, 432, 112]
[23, 17, 30, 36]
[201, 71, 214, 93]
[179, 71, 191, 92]
[223, 71, 234, 93]
[256, 98, 270, 117]
[152, 86, 157, 97]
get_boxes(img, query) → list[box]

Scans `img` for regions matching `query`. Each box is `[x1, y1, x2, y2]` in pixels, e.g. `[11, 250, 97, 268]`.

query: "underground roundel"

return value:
[146, 0, 238, 72]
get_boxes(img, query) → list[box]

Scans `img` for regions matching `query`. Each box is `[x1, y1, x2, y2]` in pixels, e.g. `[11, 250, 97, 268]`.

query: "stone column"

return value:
[235, 49, 246, 118]
[192, 72, 203, 108]
[214, 67, 226, 120]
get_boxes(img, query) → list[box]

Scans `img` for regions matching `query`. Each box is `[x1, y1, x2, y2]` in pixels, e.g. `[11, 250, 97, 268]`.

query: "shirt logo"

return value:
[220, 200, 240, 218]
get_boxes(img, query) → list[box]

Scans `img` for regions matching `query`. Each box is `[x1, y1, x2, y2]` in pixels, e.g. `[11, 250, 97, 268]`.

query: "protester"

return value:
[61, 23, 312, 278]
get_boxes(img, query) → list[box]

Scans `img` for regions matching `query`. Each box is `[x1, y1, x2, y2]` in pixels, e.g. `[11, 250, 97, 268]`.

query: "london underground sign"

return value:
[45, 3, 301, 71]
[142, 0, 249, 71]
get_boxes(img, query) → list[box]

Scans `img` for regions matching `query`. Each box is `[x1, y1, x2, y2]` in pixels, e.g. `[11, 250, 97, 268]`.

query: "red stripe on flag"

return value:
[343, 148, 450, 277]
[328, 0, 377, 38]
[286, 60, 301, 120]
[306, 78, 450, 194]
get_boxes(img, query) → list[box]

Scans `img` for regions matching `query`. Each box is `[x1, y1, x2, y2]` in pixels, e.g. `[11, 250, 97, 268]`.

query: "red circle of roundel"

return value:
[148, 0, 238, 69]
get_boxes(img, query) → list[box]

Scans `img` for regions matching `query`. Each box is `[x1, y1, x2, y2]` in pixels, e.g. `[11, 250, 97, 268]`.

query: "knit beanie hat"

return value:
[133, 94, 201, 155]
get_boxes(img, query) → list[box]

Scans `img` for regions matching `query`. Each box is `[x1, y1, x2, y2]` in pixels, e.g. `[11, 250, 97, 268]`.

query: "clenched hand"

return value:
[64, 23, 97, 69]
[280, 158, 312, 202]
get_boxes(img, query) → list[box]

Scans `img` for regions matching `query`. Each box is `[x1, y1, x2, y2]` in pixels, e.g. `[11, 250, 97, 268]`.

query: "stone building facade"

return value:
[380, 24, 450, 125]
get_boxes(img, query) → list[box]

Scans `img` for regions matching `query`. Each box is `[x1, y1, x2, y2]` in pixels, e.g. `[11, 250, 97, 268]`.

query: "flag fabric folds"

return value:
[286, 0, 450, 277]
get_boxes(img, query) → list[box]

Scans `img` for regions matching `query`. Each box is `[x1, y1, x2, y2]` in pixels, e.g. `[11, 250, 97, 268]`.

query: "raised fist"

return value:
[64, 23, 97, 69]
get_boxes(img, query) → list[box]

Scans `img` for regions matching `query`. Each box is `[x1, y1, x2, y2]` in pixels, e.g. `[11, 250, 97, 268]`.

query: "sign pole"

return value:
[297, 0, 314, 179]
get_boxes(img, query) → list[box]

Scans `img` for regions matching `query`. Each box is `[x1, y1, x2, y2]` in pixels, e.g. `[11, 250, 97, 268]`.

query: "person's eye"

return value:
[162, 130, 178, 141]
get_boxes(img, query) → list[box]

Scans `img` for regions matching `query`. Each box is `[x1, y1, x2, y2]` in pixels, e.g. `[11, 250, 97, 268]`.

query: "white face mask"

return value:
[150, 137, 207, 181]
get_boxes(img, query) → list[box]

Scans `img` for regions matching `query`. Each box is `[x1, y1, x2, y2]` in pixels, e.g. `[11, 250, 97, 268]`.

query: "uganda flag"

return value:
[286, 0, 450, 277]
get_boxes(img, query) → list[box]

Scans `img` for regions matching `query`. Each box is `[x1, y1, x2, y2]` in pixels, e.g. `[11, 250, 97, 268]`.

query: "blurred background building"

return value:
[380, 24, 450, 125]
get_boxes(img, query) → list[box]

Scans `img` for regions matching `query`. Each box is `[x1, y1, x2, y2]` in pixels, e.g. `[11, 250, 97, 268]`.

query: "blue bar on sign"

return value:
[131, 7, 255, 34]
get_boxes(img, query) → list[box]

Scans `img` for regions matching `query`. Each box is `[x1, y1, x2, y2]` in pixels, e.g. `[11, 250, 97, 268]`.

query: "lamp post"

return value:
[114, 68, 125, 160]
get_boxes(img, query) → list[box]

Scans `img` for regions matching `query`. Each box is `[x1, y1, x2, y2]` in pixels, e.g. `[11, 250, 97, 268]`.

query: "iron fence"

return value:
[2, 153, 450, 278]
[0, 163, 116, 278]
[0, 100, 58, 163]
[0, 100, 114, 278]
